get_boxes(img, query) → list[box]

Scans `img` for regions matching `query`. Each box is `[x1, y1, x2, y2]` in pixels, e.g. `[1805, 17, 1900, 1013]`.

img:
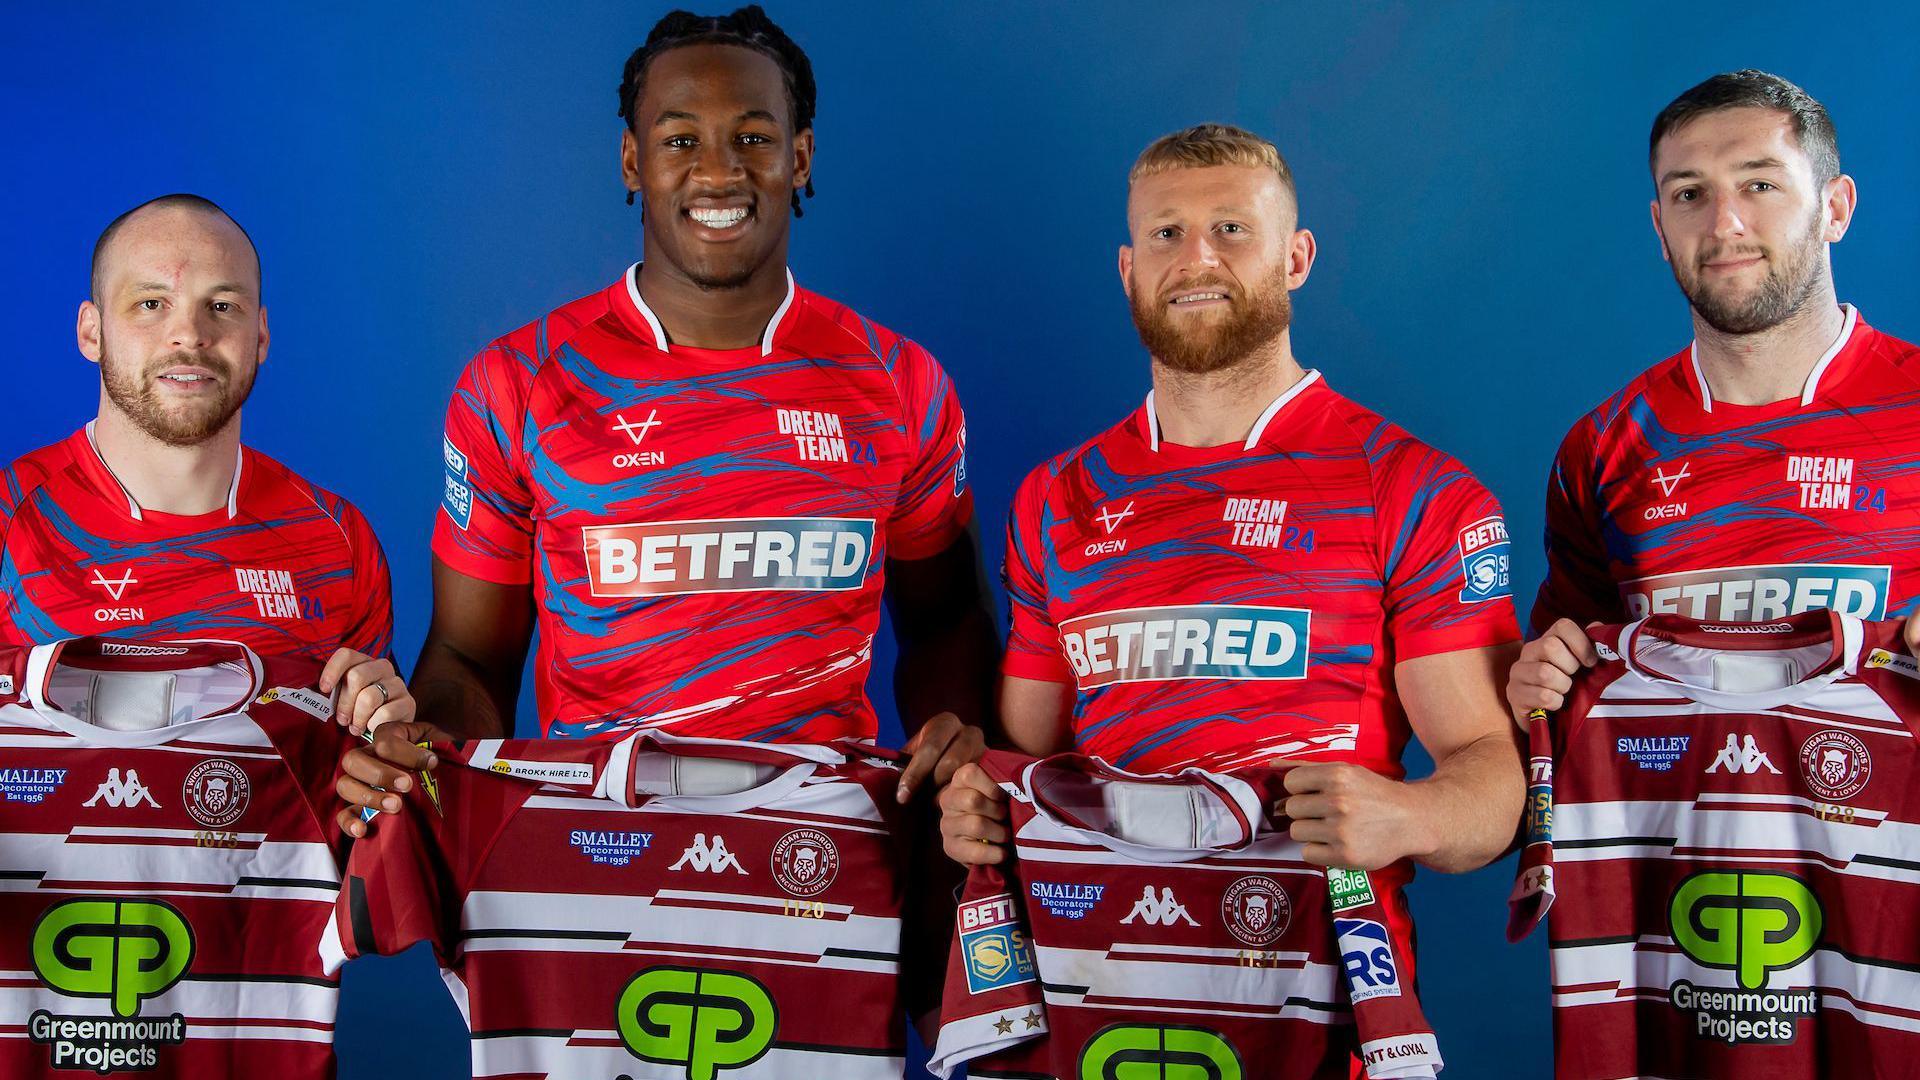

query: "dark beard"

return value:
[100, 340, 252, 447]
[1674, 207, 1826, 336]
[1129, 264, 1292, 374]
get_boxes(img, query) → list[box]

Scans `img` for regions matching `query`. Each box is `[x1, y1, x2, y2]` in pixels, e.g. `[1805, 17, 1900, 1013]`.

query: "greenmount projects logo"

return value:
[1667, 871, 1821, 1045]
[1078, 1023, 1242, 1080]
[616, 966, 776, 1080]
[30, 898, 194, 1073]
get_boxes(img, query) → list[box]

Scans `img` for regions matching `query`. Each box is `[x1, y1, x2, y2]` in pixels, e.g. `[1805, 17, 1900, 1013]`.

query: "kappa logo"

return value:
[182, 760, 249, 829]
[1079, 1023, 1242, 1080]
[616, 966, 775, 1080]
[1706, 733, 1780, 776]
[84, 769, 160, 810]
[1093, 501, 1135, 535]
[1120, 885, 1199, 928]
[671, 834, 747, 875]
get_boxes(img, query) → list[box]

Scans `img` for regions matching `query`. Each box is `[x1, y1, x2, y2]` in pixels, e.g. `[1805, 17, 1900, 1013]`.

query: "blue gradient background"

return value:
[6, 2, 1918, 1075]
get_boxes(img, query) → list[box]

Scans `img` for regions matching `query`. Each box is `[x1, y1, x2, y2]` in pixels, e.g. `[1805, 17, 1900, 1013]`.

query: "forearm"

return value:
[411, 637, 517, 738]
[892, 601, 1000, 737]
[1404, 730, 1526, 874]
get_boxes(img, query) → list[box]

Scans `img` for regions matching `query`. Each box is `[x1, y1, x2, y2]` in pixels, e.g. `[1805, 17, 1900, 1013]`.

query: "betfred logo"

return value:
[1457, 516, 1512, 603]
[1621, 562, 1890, 621]
[582, 517, 876, 597]
[1057, 604, 1310, 689]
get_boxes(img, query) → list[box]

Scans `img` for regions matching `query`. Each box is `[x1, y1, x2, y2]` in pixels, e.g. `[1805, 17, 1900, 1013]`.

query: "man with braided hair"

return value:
[334, 7, 993, 1027]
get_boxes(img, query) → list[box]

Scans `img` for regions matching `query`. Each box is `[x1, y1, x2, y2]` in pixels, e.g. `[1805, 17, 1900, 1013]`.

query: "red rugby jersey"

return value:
[433, 267, 971, 739]
[1508, 610, 1920, 1078]
[0, 426, 393, 661]
[930, 750, 1440, 1080]
[1534, 306, 1920, 632]
[325, 733, 913, 1079]
[1004, 370, 1521, 774]
[0, 637, 355, 1079]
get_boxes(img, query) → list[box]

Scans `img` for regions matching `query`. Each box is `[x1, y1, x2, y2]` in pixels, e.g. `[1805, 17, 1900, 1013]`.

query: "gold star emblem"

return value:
[992, 1015, 1014, 1036]
[1022, 1009, 1042, 1030]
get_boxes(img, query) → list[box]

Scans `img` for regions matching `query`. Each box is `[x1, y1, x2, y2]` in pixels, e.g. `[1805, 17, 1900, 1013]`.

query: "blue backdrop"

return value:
[8, 2, 1920, 1075]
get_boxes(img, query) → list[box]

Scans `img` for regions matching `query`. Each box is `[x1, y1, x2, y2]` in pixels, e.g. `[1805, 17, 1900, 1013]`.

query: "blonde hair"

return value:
[1129, 124, 1295, 201]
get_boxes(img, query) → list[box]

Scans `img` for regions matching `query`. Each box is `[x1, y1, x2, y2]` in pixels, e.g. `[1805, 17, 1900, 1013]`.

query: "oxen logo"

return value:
[616, 966, 775, 1080]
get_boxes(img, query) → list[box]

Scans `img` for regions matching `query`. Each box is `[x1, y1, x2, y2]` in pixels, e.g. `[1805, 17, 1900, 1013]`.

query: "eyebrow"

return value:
[1659, 158, 1790, 186]
[126, 281, 253, 297]
[652, 108, 782, 127]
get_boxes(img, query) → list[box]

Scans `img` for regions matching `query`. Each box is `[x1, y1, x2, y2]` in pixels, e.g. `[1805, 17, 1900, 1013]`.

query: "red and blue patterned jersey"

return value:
[433, 267, 971, 740]
[1534, 307, 1920, 633]
[1004, 371, 1521, 775]
[0, 427, 393, 662]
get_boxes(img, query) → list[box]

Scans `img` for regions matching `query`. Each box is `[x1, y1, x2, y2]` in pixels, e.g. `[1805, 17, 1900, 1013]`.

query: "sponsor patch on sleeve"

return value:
[1867, 648, 1920, 680]
[442, 435, 473, 530]
[1456, 515, 1512, 603]
[959, 893, 1036, 995]
[1336, 917, 1402, 1003]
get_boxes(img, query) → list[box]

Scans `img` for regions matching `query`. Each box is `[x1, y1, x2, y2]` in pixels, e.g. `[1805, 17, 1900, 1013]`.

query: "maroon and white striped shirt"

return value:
[0, 637, 352, 1079]
[1510, 610, 1920, 1078]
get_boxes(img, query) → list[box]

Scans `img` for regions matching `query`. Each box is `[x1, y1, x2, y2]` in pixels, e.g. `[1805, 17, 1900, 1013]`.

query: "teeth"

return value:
[160, 374, 205, 382]
[689, 207, 750, 228]
[1173, 292, 1228, 304]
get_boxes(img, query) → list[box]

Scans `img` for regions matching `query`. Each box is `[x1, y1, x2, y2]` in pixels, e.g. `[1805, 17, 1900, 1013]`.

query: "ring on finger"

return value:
[370, 680, 391, 706]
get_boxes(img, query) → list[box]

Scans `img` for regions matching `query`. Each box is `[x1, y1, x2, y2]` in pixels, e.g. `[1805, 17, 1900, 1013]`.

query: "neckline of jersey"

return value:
[1616, 610, 1862, 711]
[23, 637, 266, 747]
[603, 730, 841, 813]
[1685, 304, 1862, 417]
[1017, 754, 1269, 863]
[77, 422, 245, 524]
[1139, 369, 1323, 461]
[615, 261, 798, 359]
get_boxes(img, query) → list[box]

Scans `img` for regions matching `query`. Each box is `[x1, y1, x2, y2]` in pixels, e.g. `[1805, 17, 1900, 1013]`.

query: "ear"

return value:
[257, 305, 271, 367]
[1648, 198, 1672, 264]
[1287, 228, 1317, 290]
[76, 301, 103, 365]
[791, 127, 815, 192]
[1117, 245, 1134, 300]
[1822, 173, 1857, 244]
[620, 127, 643, 196]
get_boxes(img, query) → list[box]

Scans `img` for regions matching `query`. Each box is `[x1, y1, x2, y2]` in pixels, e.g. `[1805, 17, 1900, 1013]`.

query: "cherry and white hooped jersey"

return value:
[1509, 610, 1920, 1078]
[1533, 307, 1920, 633]
[930, 750, 1440, 1080]
[0, 637, 355, 1079]
[0, 426, 393, 661]
[1004, 370, 1521, 775]
[325, 733, 913, 1080]
[434, 266, 971, 740]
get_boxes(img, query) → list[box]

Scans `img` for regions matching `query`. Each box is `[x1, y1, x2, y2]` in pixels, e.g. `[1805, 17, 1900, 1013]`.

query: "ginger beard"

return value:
[1128, 261, 1292, 374]
[1670, 202, 1828, 336]
[99, 334, 255, 447]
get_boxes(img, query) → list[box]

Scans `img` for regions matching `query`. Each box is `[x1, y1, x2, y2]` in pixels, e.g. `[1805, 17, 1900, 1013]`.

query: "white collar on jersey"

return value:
[83, 420, 243, 522]
[1688, 303, 1859, 413]
[1143, 368, 1322, 452]
[1615, 613, 1865, 712]
[1016, 757, 1271, 864]
[21, 637, 266, 747]
[623, 261, 798, 358]
[596, 730, 842, 812]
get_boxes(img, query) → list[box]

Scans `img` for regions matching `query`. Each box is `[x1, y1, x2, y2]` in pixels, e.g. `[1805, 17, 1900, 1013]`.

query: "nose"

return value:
[1710, 193, 1747, 241]
[164, 303, 214, 352]
[1175, 231, 1222, 274]
[690, 137, 745, 188]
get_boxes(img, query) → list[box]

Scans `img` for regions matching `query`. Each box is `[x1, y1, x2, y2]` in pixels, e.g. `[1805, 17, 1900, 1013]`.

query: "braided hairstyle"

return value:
[617, 5, 818, 216]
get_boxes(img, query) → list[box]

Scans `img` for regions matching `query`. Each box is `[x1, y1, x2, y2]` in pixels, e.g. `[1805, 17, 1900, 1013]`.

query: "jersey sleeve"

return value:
[431, 339, 538, 585]
[884, 339, 974, 562]
[1531, 414, 1621, 633]
[1373, 438, 1522, 661]
[320, 753, 517, 974]
[1002, 464, 1072, 684]
[336, 499, 395, 659]
[926, 864, 1046, 1079]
